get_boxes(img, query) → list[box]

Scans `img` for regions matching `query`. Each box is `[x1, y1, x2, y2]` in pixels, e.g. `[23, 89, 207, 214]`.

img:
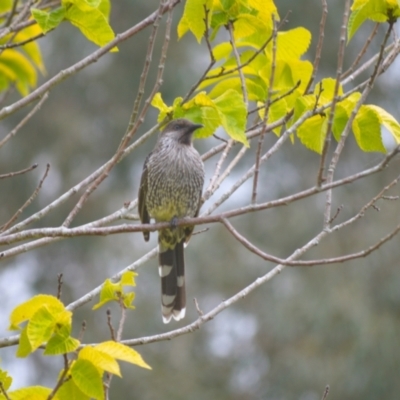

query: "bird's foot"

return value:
[170, 216, 178, 229]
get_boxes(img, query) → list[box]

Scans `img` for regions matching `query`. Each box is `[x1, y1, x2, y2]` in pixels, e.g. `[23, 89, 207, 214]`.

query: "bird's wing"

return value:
[184, 190, 203, 244]
[138, 154, 151, 241]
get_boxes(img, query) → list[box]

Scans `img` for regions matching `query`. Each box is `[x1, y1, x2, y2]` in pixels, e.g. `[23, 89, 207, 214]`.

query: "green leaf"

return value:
[213, 89, 248, 146]
[0, 49, 37, 96]
[5, 24, 46, 73]
[209, 76, 267, 102]
[247, 0, 278, 22]
[0, 0, 12, 13]
[122, 292, 136, 309]
[9, 295, 65, 330]
[71, 359, 104, 400]
[348, 0, 400, 41]
[65, 5, 117, 50]
[98, 0, 111, 19]
[31, 7, 66, 34]
[233, 14, 266, 40]
[92, 279, 121, 310]
[151, 92, 173, 122]
[16, 326, 33, 358]
[366, 104, 400, 144]
[95, 341, 152, 370]
[26, 306, 57, 351]
[274, 27, 312, 60]
[353, 105, 386, 152]
[297, 114, 326, 153]
[7, 386, 53, 400]
[44, 333, 80, 355]
[0, 369, 12, 391]
[57, 378, 90, 400]
[212, 42, 232, 62]
[79, 346, 121, 376]
[177, 0, 207, 42]
[120, 271, 137, 287]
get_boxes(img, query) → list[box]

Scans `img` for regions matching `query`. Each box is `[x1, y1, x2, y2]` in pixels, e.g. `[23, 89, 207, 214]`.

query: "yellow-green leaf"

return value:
[92, 279, 120, 310]
[233, 14, 266, 40]
[95, 341, 152, 370]
[0, 369, 12, 391]
[4, 24, 46, 73]
[348, 0, 400, 41]
[151, 92, 173, 122]
[353, 105, 386, 152]
[44, 334, 80, 355]
[26, 306, 57, 351]
[297, 114, 326, 153]
[65, 5, 117, 51]
[366, 104, 400, 143]
[120, 271, 137, 287]
[0, 0, 12, 13]
[315, 77, 344, 102]
[213, 89, 248, 146]
[0, 49, 37, 96]
[9, 295, 65, 330]
[16, 326, 33, 358]
[247, 0, 278, 23]
[177, 0, 207, 42]
[7, 386, 52, 400]
[274, 27, 312, 60]
[31, 7, 66, 34]
[71, 359, 104, 400]
[57, 376, 90, 400]
[122, 292, 136, 309]
[79, 346, 121, 376]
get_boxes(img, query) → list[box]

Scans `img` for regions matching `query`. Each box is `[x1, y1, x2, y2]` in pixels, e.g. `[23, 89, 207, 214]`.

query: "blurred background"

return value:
[1, 1, 400, 399]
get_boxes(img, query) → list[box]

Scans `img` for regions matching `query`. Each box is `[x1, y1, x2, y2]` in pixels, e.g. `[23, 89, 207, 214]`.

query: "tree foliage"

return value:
[1, 0, 400, 398]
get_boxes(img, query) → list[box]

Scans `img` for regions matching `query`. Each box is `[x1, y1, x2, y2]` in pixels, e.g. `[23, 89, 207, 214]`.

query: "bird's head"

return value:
[161, 119, 203, 145]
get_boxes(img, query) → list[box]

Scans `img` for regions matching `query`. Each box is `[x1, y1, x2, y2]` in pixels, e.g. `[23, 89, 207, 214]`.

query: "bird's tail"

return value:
[158, 236, 186, 324]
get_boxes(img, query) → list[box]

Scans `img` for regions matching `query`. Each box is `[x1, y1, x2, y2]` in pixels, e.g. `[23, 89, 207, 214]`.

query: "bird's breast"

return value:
[145, 145, 204, 222]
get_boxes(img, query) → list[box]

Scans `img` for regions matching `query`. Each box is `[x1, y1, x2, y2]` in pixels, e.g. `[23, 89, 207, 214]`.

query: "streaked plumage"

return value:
[138, 119, 204, 323]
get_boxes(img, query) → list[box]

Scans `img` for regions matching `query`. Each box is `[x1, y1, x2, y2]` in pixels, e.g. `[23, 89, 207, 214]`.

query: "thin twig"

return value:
[321, 385, 330, 400]
[47, 354, 70, 400]
[0, 32, 45, 49]
[107, 309, 116, 341]
[0, 382, 11, 400]
[181, 5, 214, 104]
[127, 0, 164, 131]
[1, 164, 50, 232]
[203, 139, 234, 200]
[341, 23, 379, 80]
[3, 0, 19, 27]
[319, 0, 350, 228]
[305, 0, 327, 94]
[0, 93, 49, 150]
[57, 273, 63, 300]
[227, 21, 248, 106]
[0, 163, 38, 179]
[251, 16, 277, 204]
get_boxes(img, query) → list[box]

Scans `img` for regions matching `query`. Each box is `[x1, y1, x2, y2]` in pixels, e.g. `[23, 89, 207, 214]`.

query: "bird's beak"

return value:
[191, 123, 204, 132]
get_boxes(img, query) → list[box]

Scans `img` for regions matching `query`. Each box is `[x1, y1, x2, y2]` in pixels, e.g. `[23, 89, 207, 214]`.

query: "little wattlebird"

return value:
[138, 119, 205, 323]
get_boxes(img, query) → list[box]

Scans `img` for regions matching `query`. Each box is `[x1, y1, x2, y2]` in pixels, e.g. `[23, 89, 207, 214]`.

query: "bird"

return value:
[138, 119, 205, 323]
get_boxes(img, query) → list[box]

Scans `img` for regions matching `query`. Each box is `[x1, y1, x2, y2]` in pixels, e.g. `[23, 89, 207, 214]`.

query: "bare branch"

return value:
[305, 0, 328, 94]
[252, 16, 277, 204]
[1, 164, 50, 232]
[227, 21, 248, 106]
[0, 163, 38, 179]
[341, 23, 379, 80]
[0, 93, 49, 150]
